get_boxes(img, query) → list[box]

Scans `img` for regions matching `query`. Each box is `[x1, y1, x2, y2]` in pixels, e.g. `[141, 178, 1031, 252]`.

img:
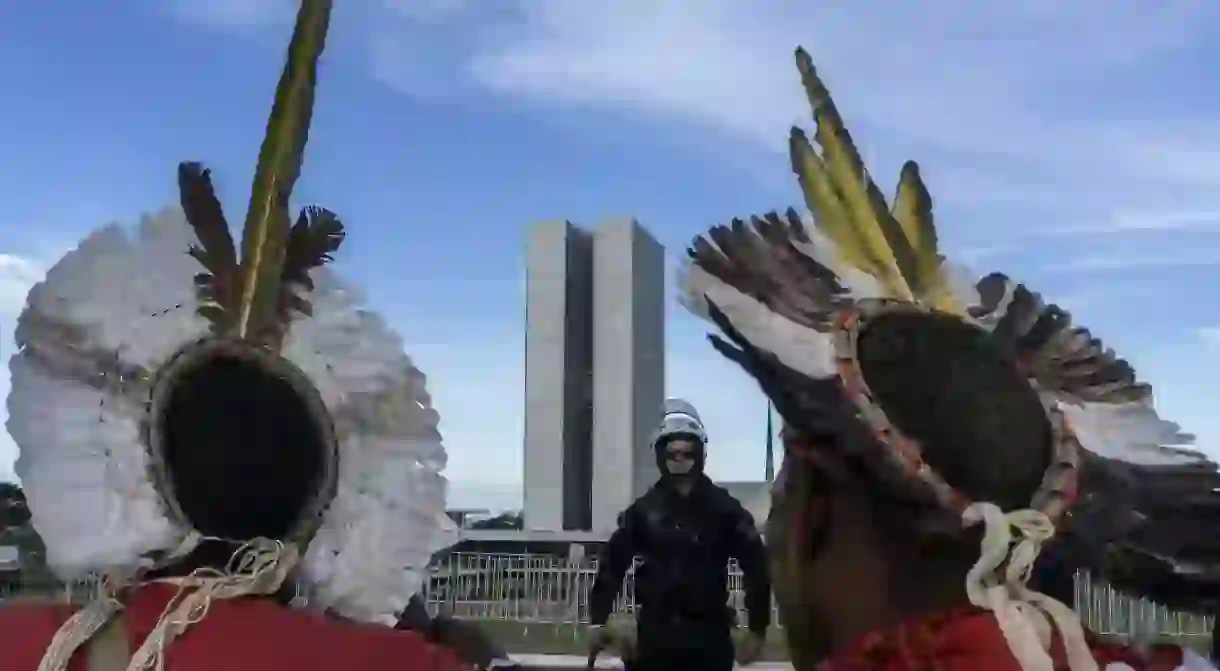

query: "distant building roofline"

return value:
[458, 529, 610, 543]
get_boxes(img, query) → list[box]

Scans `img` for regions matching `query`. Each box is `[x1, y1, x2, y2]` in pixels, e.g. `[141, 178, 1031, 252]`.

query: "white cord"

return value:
[962, 502, 1098, 671]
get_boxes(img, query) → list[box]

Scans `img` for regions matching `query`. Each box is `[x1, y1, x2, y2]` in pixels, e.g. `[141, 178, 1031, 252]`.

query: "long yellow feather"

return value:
[891, 161, 957, 312]
[234, 0, 333, 344]
[788, 130, 864, 264]
[791, 48, 918, 301]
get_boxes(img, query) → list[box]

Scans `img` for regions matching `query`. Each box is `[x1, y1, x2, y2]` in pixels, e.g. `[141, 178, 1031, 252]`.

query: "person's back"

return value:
[675, 44, 1220, 671]
[0, 585, 470, 671]
[0, 3, 471, 668]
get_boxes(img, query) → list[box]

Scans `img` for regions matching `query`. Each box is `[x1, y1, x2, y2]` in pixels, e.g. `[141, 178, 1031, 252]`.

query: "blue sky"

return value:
[3, 0, 1220, 513]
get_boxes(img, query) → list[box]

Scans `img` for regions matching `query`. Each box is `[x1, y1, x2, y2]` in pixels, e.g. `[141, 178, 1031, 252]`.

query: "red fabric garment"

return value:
[815, 607, 1024, 671]
[815, 606, 1193, 671]
[0, 583, 473, 671]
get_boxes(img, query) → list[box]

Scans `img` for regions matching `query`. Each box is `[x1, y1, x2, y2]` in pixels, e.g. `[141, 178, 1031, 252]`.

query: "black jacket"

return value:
[588, 475, 771, 639]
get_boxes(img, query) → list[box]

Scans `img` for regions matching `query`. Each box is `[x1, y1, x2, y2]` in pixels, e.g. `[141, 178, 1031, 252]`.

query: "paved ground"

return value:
[474, 619, 791, 661]
[510, 653, 794, 669]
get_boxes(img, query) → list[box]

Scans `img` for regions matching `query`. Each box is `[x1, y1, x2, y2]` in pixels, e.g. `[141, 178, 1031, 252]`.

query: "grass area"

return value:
[467, 620, 1214, 662]
[467, 619, 791, 661]
[1131, 635, 1211, 657]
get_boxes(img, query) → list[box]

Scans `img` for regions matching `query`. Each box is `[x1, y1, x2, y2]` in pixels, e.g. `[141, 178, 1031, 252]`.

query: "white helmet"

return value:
[651, 397, 708, 447]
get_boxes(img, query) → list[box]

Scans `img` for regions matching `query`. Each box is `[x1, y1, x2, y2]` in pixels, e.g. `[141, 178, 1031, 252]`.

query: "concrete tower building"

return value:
[521, 218, 666, 533]
[590, 219, 666, 531]
[522, 221, 594, 532]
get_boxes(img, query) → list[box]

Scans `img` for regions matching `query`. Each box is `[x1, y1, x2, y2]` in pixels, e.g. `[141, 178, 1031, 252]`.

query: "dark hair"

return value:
[856, 311, 1052, 511]
[150, 342, 335, 544]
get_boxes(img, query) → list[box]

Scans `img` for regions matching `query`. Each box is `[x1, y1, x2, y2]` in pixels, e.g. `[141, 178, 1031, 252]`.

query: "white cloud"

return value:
[344, 1, 1220, 466]
[465, 2, 1208, 160]
[0, 253, 45, 483]
[259, 0, 1220, 269]
[168, 1, 1220, 232]
[1050, 252, 1220, 272]
[70, 1, 1220, 495]
[0, 254, 42, 318]
[1055, 210, 1220, 236]
[1200, 327, 1220, 348]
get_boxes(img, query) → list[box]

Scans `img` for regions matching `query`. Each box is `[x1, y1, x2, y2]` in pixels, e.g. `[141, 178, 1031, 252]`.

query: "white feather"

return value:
[679, 261, 837, 379]
[1059, 401, 1206, 467]
[285, 268, 453, 624]
[283, 269, 405, 406]
[8, 356, 179, 577]
[8, 210, 207, 578]
[8, 207, 455, 626]
[27, 209, 211, 369]
[792, 213, 889, 300]
[942, 262, 983, 312]
[966, 274, 1017, 332]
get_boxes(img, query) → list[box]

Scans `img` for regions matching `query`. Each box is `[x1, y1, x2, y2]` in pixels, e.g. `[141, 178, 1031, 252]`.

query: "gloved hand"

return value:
[586, 615, 638, 661]
[733, 628, 766, 666]
[586, 624, 614, 658]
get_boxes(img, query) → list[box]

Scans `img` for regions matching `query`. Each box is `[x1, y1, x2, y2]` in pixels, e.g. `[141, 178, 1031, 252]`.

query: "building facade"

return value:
[521, 218, 666, 532]
[522, 221, 595, 532]
[590, 219, 666, 531]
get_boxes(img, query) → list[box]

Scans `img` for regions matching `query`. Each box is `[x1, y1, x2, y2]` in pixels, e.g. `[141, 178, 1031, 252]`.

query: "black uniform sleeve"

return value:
[394, 593, 432, 632]
[588, 507, 640, 626]
[727, 504, 771, 635]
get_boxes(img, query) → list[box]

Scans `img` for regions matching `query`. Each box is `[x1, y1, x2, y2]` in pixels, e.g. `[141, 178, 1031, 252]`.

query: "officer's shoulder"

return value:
[619, 496, 652, 524]
[704, 481, 747, 511]
[707, 488, 762, 542]
[635, 485, 669, 507]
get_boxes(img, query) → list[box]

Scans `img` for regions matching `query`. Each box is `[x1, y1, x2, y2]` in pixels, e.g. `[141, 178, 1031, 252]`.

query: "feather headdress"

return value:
[7, 0, 454, 647]
[1046, 454, 1220, 617]
[679, 47, 1217, 668]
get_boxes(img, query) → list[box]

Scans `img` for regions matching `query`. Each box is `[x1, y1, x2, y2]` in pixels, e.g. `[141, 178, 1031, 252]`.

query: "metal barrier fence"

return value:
[3, 552, 1213, 642]
[419, 553, 1214, 642]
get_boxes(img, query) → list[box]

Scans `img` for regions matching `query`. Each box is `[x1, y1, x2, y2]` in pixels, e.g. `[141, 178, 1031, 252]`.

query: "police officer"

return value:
[586, 399, 771, 671]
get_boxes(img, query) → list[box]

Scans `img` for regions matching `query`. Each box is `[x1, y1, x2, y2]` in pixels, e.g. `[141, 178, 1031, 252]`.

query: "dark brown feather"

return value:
[966, 273, 1012, 320]
[1031, 323, 1146, 403]
[967, 272, 1149, 404]
[274, 206, 346, 327]
[1049, 453, 1220, 614]
[704, 301, 856, 441]
[178, 162, 239, 333]
[687, 212, 847, 333]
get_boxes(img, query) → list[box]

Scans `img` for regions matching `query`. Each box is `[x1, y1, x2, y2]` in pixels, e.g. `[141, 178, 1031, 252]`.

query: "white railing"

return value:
[420, 553, 1214, 642]
[0, 577, 100, 604]
[3, 552, 1213, 642]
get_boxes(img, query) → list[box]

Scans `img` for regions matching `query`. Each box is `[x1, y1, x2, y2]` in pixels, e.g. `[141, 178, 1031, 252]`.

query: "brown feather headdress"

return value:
[682, 48, 1209, 524]
[679, 48, 1218, 654]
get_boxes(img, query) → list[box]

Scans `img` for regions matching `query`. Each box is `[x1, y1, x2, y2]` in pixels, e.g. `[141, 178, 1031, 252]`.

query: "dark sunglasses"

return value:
[664, 446, 697, 460]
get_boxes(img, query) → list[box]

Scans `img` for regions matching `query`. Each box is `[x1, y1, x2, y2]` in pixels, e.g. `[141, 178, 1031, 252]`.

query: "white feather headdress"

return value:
[5, 0, 456, 629]
[9, 207, 455, 623]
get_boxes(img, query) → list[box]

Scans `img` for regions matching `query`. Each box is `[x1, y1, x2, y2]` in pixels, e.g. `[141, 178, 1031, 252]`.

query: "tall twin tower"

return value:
[522, 218, 666, 533]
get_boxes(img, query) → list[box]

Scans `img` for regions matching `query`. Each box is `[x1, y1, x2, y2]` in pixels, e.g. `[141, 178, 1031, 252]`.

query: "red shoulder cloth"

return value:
[0, 584, 473, 671]
[816, 606, 1209, 671]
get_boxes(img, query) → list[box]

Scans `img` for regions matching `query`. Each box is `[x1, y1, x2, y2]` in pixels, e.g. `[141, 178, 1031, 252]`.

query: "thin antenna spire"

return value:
[764, 400, 775, 483]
